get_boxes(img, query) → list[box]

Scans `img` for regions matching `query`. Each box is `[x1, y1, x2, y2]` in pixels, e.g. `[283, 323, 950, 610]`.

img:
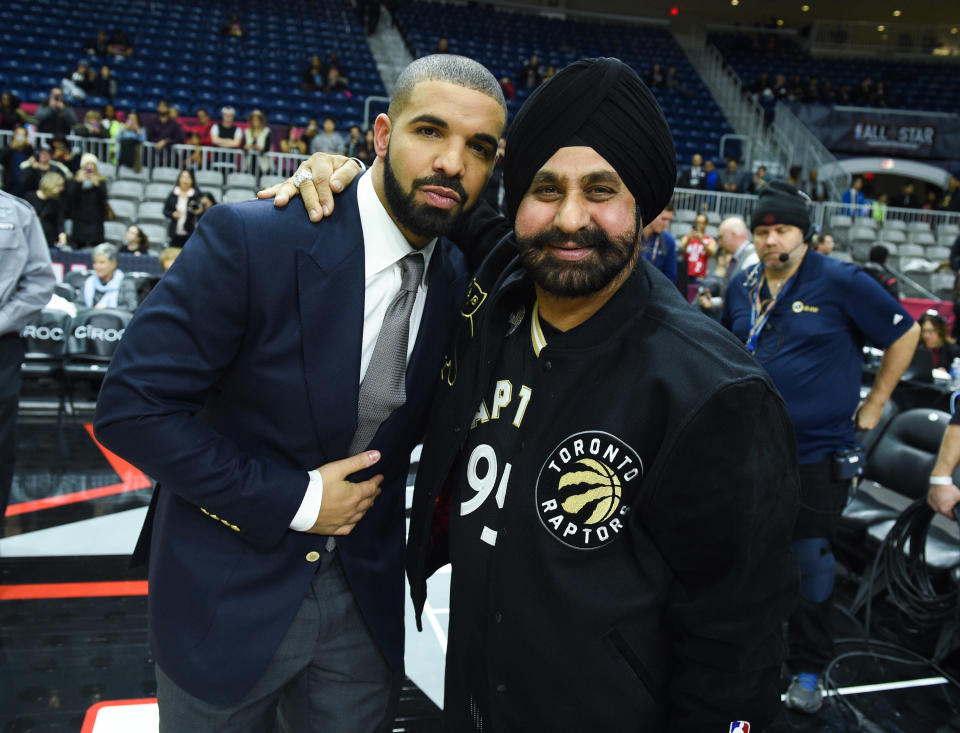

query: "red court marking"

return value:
[81, 698, 158, 733]
[0, 580, 148, 600]
[4, 423, 152, 517]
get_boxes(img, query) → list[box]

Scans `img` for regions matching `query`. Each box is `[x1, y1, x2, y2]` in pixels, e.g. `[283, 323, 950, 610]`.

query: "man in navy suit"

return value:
[93, 55, 506, 732]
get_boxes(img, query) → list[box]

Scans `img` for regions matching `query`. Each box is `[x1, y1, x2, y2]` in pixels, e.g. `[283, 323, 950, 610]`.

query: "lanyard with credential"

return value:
[647, 234, 660, 263]
[745, 269, 795, 354]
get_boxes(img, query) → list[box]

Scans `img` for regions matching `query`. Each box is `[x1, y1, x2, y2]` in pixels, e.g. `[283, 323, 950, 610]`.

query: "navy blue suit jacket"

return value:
[94, 181, 469, 705]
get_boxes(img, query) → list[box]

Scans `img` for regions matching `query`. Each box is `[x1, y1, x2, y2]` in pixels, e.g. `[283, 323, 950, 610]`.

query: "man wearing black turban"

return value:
[279, 57, 800, 732]
[408, 58, 799, 731]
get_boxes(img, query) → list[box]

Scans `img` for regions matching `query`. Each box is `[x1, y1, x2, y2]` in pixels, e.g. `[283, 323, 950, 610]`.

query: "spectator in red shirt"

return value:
[680, 213, 718, 282]
[182, 108, 214, 147]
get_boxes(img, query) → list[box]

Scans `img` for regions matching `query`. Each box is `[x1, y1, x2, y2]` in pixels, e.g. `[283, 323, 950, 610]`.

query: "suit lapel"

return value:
[296, 185, 364, 462]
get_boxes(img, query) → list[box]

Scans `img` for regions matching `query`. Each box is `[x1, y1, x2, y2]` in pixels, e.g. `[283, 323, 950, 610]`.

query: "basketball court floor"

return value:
[1, 412, 959, 732]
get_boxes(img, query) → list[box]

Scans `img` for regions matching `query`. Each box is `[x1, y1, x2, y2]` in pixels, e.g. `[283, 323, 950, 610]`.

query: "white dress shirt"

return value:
[290, 171, 436, 531]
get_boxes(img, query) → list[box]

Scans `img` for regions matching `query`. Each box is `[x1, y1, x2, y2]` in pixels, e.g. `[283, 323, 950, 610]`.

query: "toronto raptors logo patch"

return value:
[535, 431, 642, 549]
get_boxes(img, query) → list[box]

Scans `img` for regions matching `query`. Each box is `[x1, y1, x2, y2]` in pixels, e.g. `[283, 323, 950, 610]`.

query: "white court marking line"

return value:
[780, 676, 948, 701]
[423, 600, 447, 653]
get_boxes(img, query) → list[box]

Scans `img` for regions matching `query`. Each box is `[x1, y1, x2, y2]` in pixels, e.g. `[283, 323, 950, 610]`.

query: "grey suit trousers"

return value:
[156, 550, 400, 732]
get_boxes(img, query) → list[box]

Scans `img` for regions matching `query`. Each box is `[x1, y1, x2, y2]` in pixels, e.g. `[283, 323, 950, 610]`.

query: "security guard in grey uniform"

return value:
[0, 189, 55, 521]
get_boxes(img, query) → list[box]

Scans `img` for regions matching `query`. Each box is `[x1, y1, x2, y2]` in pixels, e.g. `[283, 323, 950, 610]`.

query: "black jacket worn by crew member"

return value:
[407, 211, 801, 732]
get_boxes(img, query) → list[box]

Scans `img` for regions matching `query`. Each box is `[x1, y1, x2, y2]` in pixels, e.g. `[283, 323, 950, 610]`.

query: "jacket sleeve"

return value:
[640, 379, 800, 731]
[93, 204, 308, 549]
[0, 203, 55, 335]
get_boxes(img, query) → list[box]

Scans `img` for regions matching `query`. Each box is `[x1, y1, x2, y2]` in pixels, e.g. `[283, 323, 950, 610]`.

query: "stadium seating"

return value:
[0, 0, 381, 134]
[143, 182, 173, 201]
[103, 220, 128, 245]
[394, 1, 735, 165]
[136, 201, 166, 226]
[709, 32, 960, 116]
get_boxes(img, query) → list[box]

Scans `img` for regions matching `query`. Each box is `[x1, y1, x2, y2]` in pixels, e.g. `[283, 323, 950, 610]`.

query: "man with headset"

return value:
[722, 181, 919, 713]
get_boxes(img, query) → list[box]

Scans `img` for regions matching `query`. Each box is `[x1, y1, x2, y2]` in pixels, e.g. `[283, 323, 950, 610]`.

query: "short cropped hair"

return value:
[389, 54, 506, 120]
[92, 242, 119, 261]
[719, 215, 748, 237]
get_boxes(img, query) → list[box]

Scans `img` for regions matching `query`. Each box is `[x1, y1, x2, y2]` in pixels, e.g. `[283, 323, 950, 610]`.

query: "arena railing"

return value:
[0, 130, 311, 180]
[821, 200, 960, 235]
[3, 129, 958, 239]
[672, 186, 757, 220]
[772, 104, 851, 203]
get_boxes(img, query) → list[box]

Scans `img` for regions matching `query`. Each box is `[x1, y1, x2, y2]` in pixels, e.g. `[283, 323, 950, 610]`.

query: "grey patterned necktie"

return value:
[349, 252, 425, 455]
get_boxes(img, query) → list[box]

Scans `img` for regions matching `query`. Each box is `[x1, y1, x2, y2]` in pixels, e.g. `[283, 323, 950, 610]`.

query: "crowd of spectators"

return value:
[674, 151, 960, 215]
[842, 175, 960, 217]
[82, 29, 134, 60]
[750, 71, 890, 108]
[645, 63, 690, 96]
[301, 53, 351, 95]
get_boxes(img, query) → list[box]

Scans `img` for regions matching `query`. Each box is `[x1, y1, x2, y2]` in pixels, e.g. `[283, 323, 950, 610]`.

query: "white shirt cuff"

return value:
[290, 469, 324, 531]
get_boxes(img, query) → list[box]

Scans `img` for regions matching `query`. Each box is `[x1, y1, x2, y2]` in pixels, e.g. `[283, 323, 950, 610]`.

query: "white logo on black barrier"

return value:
[74, 325, 125, 342]
[21, 325, 65, 341]
[535, 431, 642, 550]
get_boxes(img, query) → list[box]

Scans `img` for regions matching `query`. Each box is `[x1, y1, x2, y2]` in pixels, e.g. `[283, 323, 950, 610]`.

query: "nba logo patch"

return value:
[730, 722, 750, 733]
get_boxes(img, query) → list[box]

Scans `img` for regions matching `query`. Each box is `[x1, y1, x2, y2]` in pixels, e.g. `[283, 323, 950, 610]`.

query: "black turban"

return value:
[503, 57, 676, 225]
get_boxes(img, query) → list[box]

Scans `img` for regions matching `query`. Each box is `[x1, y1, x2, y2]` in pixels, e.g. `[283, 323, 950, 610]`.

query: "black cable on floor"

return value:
[863, 498, 959, 657]
[815, 500, 960, 728]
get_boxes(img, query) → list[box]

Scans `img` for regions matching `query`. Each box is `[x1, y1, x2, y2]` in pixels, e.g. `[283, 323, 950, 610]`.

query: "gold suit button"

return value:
[305, 551, 321, 563]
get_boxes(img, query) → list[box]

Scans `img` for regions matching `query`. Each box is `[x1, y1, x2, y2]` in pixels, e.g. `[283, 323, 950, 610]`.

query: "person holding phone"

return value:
[66, 153, 108, 249]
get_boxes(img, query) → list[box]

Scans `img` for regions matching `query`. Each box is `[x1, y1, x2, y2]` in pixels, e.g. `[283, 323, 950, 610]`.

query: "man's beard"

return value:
[516, 221, 640, 297]
[383, 146, 469, 239]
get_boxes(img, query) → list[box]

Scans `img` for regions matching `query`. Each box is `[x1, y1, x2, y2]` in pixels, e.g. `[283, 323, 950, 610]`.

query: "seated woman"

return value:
[83, 243, 136, 311]
[123, 224, 150, 255]
[163, 169, 203, 247]
[918, 311, 960, 370]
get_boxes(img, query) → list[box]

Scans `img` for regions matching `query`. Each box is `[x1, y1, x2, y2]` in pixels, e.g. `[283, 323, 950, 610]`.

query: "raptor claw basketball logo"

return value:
[536, 431, 642, 550]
